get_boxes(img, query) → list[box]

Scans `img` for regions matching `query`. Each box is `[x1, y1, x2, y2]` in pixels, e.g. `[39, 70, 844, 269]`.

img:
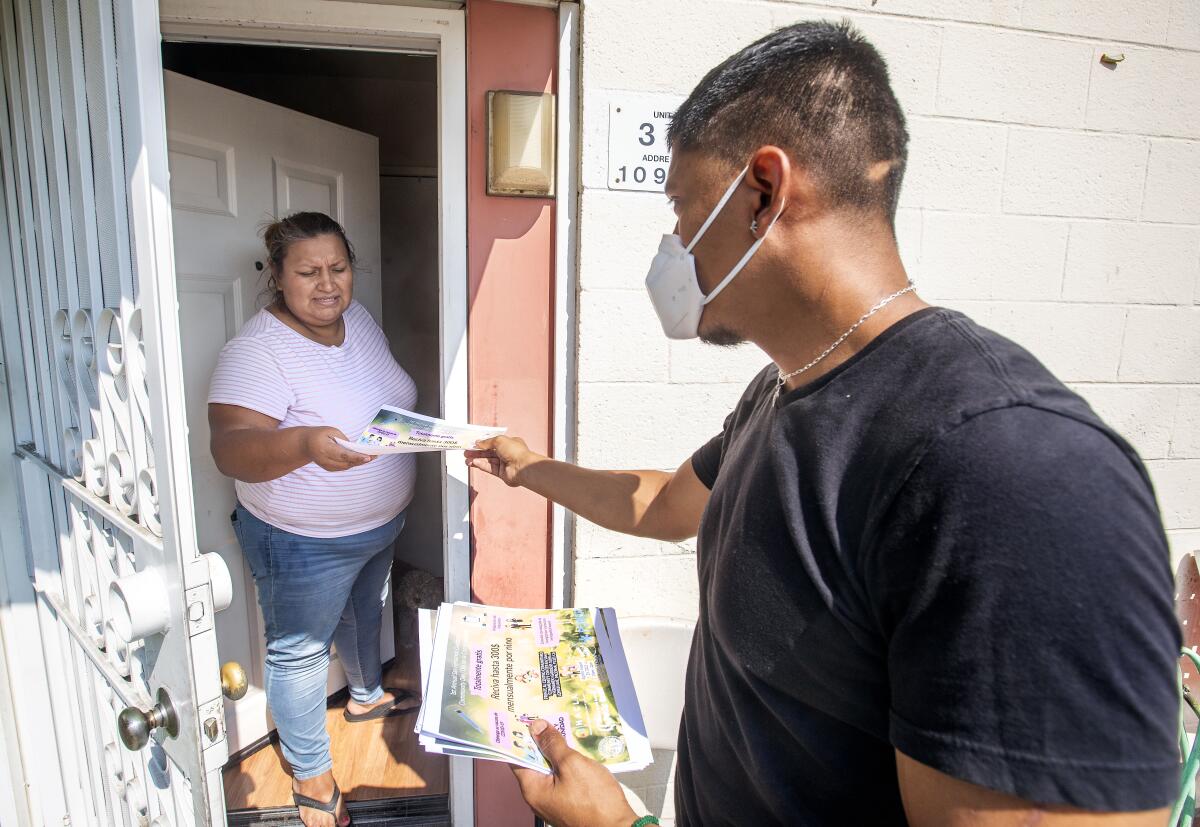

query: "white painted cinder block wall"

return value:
[571, 0, 1200, 621]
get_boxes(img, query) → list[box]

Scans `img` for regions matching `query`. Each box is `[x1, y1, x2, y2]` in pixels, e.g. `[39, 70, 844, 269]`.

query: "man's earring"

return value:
[750, 218, 759, 236]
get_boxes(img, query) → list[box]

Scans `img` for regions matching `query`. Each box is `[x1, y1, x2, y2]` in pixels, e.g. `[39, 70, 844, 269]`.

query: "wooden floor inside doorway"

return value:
[223, 643, 447, 810]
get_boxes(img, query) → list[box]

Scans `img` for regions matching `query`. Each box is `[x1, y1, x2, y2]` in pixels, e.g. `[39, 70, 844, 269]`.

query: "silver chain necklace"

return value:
[775, 283, 916, 399]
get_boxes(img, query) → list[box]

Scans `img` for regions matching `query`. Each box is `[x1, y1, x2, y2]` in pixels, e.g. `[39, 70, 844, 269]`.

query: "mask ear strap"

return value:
[684, 166, 749, 254]
[702, 198, 785, 306]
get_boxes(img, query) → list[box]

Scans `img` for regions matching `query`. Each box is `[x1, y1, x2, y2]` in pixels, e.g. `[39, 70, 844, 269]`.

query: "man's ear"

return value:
[746, 146, 786, 214]
[747, 146, 821, 229]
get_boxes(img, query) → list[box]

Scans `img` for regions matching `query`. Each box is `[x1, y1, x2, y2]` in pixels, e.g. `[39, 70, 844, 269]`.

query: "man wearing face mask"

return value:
[467, 20, 1180, 827]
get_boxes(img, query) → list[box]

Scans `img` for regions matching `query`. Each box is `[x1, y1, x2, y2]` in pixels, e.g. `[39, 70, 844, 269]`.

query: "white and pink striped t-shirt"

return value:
[208, 301, 418, 538]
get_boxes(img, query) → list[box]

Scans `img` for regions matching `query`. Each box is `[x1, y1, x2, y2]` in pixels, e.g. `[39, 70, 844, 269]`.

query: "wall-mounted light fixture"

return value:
[487, 90, 556, 198]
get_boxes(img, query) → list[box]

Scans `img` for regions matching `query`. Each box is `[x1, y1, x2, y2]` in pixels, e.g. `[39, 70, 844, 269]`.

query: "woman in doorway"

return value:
[208, 211, 420, 827]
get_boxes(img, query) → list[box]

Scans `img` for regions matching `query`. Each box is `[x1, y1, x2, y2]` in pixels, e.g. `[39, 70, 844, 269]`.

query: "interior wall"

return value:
[161, 44, 438, 171]
[381, 175, 443, 575]
[161, 43, 444, 577]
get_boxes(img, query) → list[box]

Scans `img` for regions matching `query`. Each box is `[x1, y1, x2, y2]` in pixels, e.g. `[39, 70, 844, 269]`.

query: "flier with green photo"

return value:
[337, 405, 506, 455]
[417, 602, 651, 774]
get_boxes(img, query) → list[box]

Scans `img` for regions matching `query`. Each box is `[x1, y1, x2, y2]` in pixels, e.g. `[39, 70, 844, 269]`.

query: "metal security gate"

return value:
[0, 0, 232, 824]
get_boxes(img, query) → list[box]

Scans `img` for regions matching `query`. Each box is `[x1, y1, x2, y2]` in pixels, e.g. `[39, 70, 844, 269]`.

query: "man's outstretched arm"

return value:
[467, 435, 710, 542]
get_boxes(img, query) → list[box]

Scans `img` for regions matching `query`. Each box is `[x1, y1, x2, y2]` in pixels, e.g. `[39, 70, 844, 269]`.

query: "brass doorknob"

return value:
[221, 661, 248, 701]
[117, 688, 179, 751]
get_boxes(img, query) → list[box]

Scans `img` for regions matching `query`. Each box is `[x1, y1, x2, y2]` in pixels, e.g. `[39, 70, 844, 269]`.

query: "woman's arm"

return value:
[208, 403, 372, 483]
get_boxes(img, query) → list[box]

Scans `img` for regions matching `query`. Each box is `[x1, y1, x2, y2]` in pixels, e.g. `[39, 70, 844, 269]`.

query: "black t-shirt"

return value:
[678, 307, 1181, 826]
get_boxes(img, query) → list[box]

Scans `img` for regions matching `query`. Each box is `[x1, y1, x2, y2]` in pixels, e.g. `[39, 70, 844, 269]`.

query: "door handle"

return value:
[108, 569, 171, 642]
[117, 687, 179, 751]
[221, 661, 248, 701]
[205, 551, 234, 613]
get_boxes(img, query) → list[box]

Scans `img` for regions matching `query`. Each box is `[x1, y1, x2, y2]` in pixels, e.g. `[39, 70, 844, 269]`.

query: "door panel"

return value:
[164, 69, 389, 754]
[177, 274, 257, 690]
[168, 135, 237, 217]
[274, 158, 344, 220]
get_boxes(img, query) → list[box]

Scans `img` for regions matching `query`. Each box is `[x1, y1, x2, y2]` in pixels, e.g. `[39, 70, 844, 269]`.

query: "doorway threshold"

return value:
[227, 794, 450, 827]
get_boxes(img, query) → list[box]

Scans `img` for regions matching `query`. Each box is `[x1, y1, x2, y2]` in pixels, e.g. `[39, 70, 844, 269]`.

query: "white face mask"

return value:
[644, 165, 784, 340]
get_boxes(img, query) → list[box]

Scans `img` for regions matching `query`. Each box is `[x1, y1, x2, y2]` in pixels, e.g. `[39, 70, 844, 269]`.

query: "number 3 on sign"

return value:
[608, 99, 681, 193]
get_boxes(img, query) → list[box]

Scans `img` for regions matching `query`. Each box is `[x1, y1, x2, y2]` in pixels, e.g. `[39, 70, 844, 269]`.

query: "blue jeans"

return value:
[232, 504, 404, 779]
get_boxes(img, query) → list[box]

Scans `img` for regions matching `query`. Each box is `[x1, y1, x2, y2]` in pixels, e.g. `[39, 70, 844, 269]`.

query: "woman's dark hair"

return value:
[260, 211, 357, 302]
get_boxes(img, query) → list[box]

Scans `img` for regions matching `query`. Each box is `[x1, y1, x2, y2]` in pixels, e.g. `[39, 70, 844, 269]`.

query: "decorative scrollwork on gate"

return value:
[77, 307, 162, 536]
[52, 310, 84, 479]
[125, 308, 160, 536]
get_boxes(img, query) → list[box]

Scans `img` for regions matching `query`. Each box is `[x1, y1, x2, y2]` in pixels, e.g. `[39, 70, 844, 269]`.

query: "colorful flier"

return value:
[336, 405, 506, 455]
[416, 603, 652, 774]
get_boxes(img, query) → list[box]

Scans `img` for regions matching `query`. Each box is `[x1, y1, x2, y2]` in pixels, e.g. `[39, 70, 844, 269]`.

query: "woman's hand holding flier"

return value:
[303, 425, 374, 472]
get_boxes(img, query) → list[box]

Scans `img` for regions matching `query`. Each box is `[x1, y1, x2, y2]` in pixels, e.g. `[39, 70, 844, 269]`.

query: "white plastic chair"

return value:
[616, 616, 696, 827]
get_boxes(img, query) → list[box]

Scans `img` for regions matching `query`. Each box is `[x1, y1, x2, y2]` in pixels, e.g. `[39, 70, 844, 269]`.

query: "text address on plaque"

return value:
[608, 99, 683, 193]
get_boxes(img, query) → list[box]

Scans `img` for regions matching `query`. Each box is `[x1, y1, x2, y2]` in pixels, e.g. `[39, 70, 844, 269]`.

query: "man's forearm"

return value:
[212, 426, 312, 483]
[518, 457, 677, 539]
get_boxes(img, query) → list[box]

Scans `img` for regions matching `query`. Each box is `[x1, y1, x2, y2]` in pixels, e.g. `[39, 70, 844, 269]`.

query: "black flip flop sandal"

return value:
[342, 687, 420, 723]
[293, 782, 351, 826]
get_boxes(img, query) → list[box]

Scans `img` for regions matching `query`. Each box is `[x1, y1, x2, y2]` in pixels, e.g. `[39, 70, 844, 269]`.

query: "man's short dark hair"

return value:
[670, 20, 909, 223]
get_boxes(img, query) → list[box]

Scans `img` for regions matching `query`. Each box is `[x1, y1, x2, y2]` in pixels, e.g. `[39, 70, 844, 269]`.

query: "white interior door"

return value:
[164, 69, 392, 755]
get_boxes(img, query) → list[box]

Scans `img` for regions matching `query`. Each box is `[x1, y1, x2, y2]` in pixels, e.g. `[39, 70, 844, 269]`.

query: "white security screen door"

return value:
[0, 0, 231, 824]
[164, 68, 390, 754]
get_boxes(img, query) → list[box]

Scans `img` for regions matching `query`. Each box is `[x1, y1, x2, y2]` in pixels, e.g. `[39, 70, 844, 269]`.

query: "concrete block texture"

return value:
[1061, 222, 1200, 305]
[572, 0, 1200, 600]
[936, 28, 1092, 128]
[814, 13, 944, 115]
[1004, 129, 1149, 219]
[1070, 384, 1179, 460]
[1022, 0, 1173, 45]
[770, 0, 1022, 27]
[668, 339, 770, 384]
[578, 290, 672, 384]
[900, 118, 1007, 212]
[1142, 139, 1200, 224]
[918, 212, 1069, 301]
[576, 382, 747, 471]
[933, 299, 995, 324]
[895, 208, 923, 279]
[579, 86, 614, 193]
[1118, 306, 1200, 383]
[1145, 460, 1200, 531]
[1086, 47, 1200, 140]
[582, 0, 777, 94]
[986, 302, 1127, 382]
[575, 522, 697, 560]
[1173, 388, 1200, 459]
[574, 554, 700, 619]
[1170, 0, 1200, 49]
[578, 189, 676, 290]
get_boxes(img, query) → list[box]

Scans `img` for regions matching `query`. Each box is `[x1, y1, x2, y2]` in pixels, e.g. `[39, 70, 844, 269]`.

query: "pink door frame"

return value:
[466, 1, 559, 824]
